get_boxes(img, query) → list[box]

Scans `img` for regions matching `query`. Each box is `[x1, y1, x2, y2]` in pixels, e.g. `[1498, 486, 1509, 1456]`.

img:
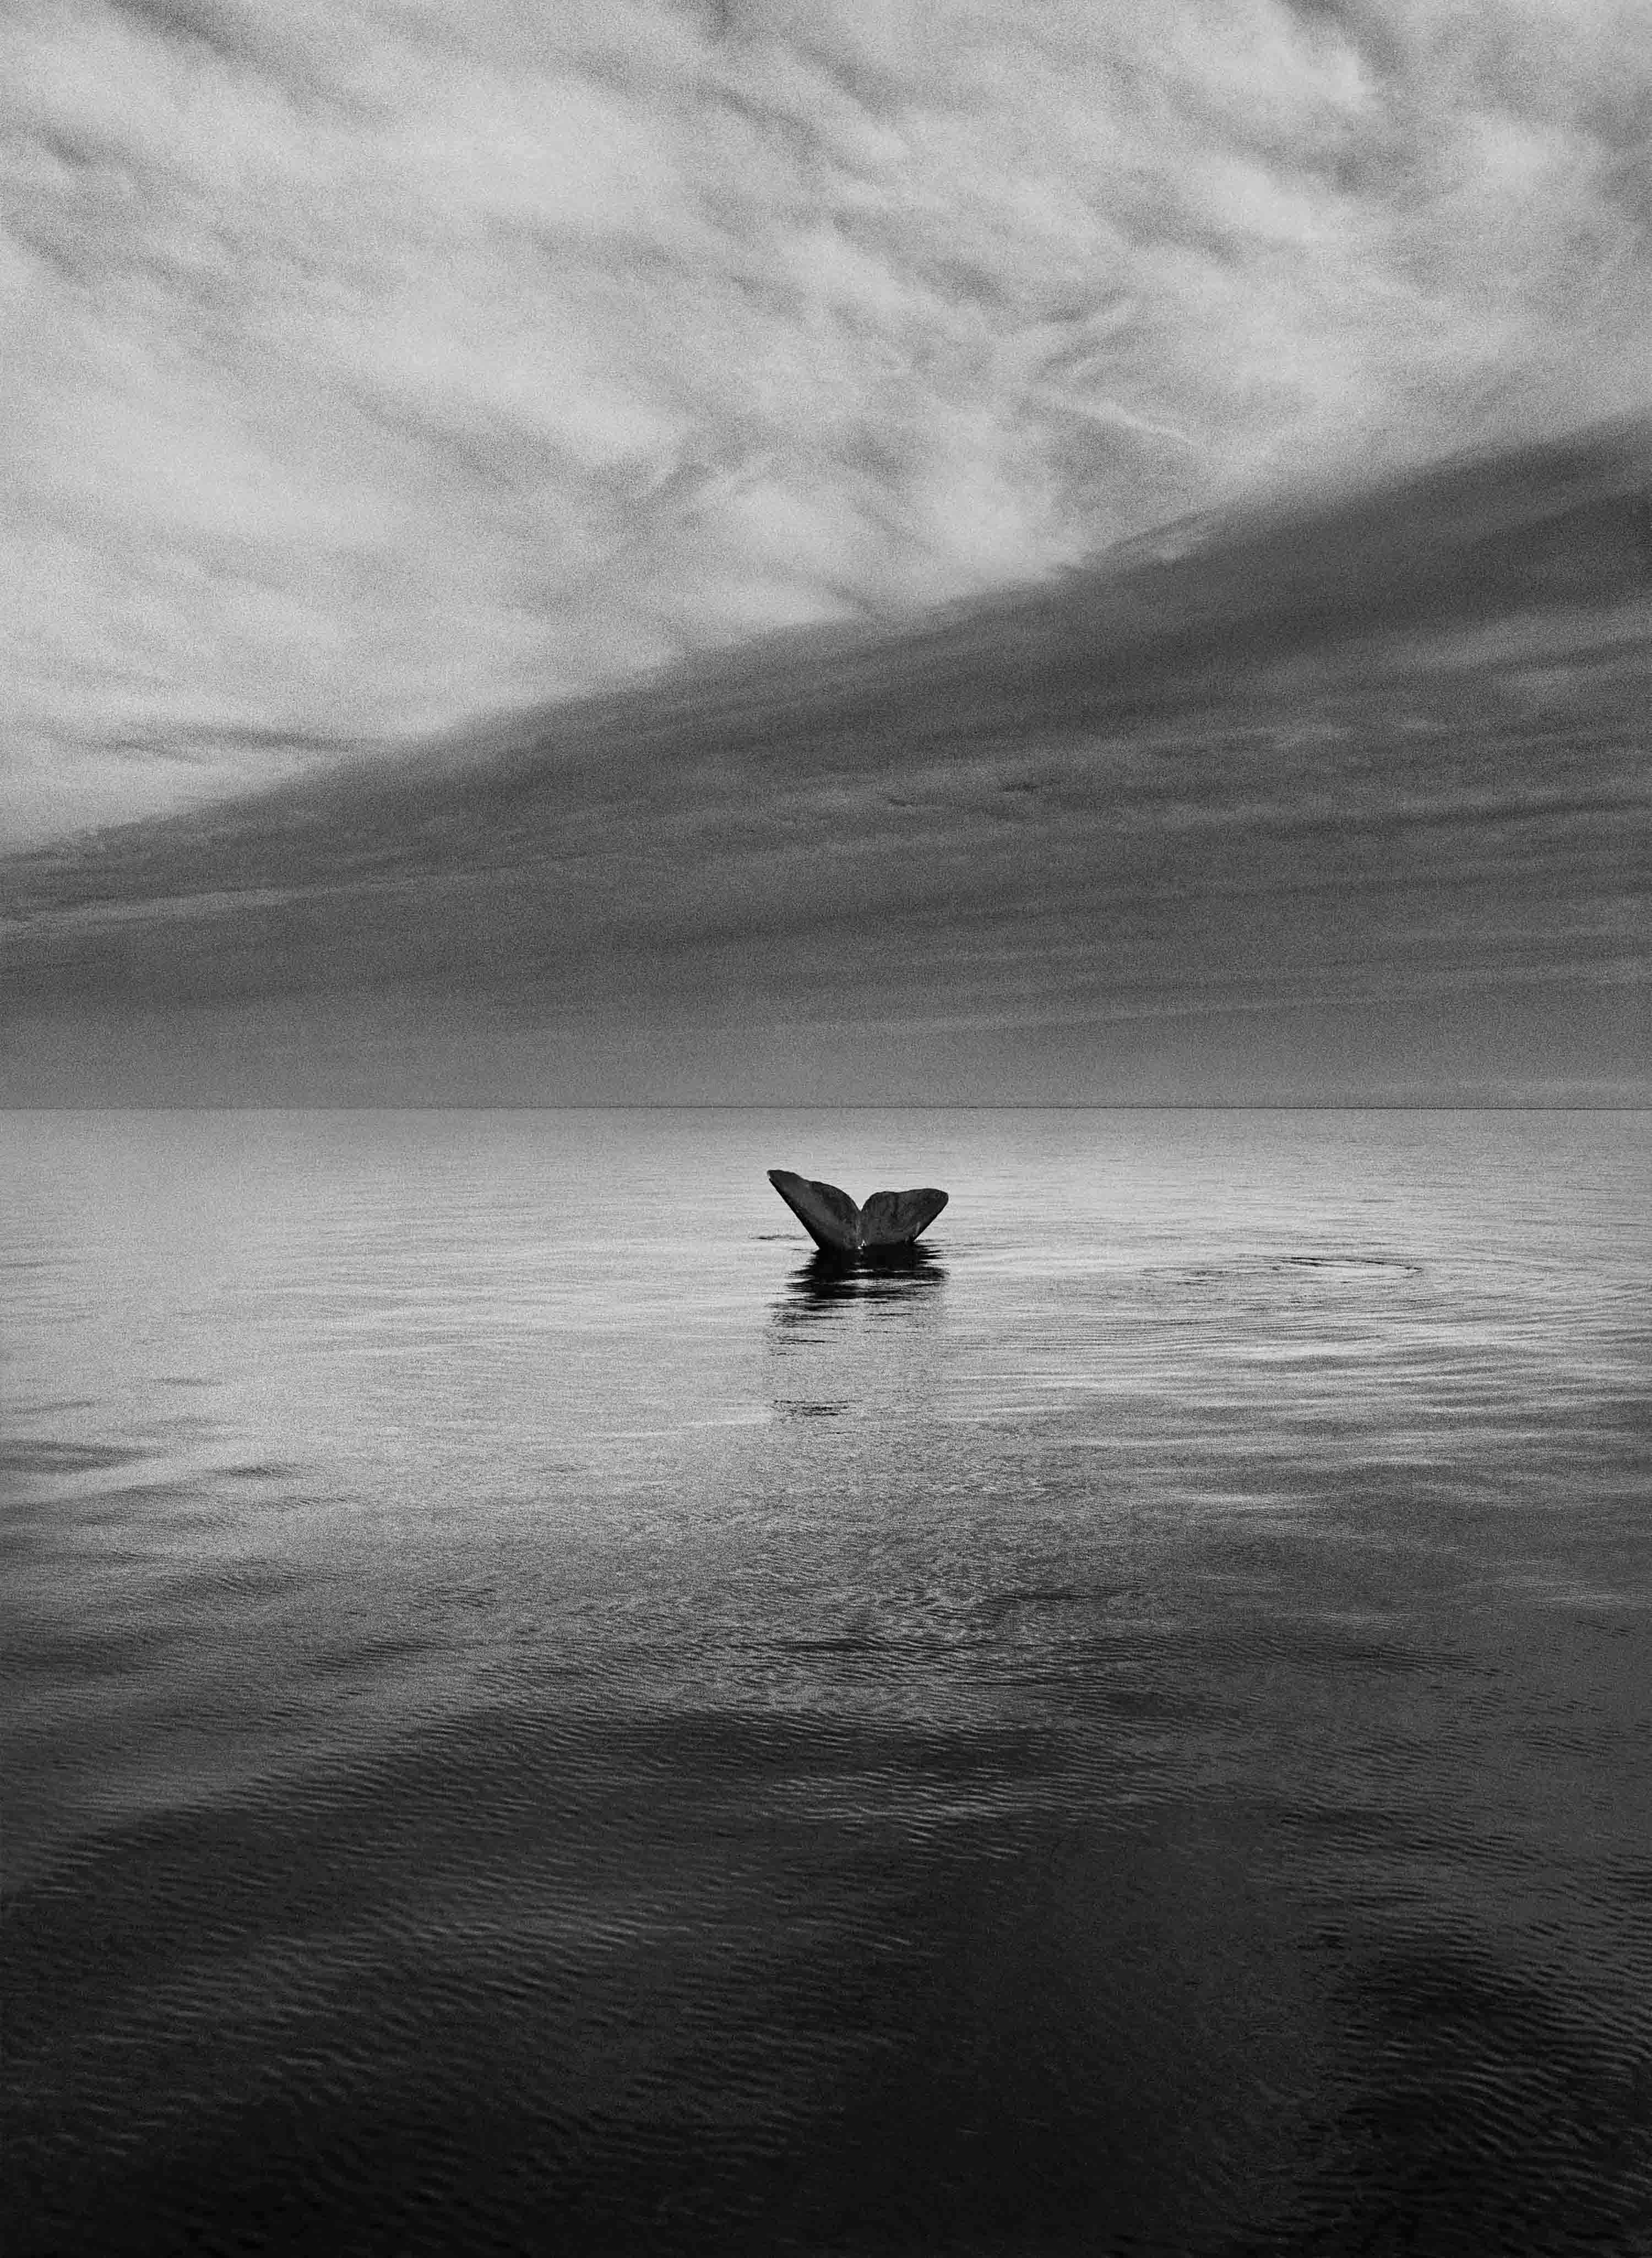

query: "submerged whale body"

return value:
[768, 1169, 948, 1256]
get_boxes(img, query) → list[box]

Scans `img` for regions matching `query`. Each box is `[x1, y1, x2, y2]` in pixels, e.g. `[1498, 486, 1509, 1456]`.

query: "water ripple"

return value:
[2, 1108, 1648, 2256]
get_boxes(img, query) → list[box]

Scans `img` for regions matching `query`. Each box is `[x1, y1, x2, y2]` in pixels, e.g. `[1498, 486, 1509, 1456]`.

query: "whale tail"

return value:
[768, 1169, 948, 1254]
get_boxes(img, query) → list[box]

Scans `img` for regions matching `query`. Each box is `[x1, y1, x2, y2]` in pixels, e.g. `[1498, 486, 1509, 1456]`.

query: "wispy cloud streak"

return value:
[3, 0, 1650, 837]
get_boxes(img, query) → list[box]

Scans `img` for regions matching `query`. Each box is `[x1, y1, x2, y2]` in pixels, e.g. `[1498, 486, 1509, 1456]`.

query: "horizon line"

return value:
[3, 1102, 1647, 1117]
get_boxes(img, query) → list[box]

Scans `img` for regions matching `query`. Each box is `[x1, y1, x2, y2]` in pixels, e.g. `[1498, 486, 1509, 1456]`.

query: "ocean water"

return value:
[3, 1107, 1649, 2257]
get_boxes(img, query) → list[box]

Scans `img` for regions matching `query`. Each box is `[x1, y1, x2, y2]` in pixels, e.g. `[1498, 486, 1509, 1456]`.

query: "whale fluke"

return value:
[857, 1187, 950, 1248]
[768, 1169, 948, 1254]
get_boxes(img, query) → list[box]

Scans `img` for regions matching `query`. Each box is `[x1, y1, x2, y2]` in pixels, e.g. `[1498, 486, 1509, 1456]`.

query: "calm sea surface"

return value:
[3, 1108, 1649, 2257]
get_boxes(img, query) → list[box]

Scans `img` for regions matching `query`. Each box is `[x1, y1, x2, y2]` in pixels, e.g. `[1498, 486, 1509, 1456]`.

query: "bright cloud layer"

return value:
[3, 0, 1650, 836]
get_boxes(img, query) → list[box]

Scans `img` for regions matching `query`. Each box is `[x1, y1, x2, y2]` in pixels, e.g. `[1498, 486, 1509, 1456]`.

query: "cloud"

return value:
[2, 0, 1650, 838]
[6, 417, 1646, 1105]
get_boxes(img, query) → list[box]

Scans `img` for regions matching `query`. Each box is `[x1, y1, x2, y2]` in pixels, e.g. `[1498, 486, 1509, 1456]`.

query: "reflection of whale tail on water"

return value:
[768, 1169, 948, 1256]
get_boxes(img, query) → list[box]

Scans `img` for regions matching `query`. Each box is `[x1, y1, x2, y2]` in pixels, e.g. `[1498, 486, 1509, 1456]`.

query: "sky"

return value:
[4, 0, 1651, 843]
[5, 415, 1648, 1104]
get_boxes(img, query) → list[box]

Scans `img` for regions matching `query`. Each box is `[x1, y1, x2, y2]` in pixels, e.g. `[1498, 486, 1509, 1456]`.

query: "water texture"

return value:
[3, 1108, 1649, 2256]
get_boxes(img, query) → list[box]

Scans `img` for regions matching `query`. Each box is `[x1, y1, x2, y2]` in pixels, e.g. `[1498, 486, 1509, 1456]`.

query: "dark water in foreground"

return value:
[3, 1108, 1649, 2257]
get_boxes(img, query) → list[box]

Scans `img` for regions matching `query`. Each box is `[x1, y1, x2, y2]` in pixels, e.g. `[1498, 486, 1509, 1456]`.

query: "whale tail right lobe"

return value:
[857, 1188, 949, 1249]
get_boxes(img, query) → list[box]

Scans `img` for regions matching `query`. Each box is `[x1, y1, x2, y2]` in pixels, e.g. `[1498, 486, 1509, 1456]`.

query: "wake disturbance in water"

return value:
[2, 1109, 1649, 2256]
